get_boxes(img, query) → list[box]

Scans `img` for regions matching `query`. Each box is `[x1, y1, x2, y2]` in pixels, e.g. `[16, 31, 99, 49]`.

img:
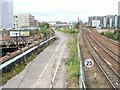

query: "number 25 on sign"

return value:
[84, 59, 94, 68]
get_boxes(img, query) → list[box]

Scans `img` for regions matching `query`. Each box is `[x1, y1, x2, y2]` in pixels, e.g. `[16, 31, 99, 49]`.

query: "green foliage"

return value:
[41, 22, 50, 29]
[66, 38, 79, 78]
[100, 32, 104, 35]
[100, 31, 119, 41]
[58, 28, 79, 34]
[31, 27, 54, 39]
[104, 31, 114, 39]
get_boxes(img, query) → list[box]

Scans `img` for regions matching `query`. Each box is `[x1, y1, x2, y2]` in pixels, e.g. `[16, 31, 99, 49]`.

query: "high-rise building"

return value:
[88, 15, 118, 29]
[118, 1, 120, 29]
[0, 0, 2, 29]
[118, 1, 120, 16]
[0, 0, 14, 30]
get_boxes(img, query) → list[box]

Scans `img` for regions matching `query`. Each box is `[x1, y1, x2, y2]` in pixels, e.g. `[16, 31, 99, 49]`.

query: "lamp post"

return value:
[78, 17, 81, 30]
[15, 33, 18, 50]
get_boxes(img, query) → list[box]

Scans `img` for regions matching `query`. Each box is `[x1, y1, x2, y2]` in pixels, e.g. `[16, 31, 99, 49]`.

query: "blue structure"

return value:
[0, 0, 14, 30]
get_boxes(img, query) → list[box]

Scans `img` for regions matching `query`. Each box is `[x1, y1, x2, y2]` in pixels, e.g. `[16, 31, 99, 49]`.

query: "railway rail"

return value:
[89, 29, 120, 47]
[88, 30, 119, 57]
[88, 33, 119, 64]
[82, 29, 120, 89]
[86, 30, 120, 65]
[89, 29, 119, 47]
[84, 29, 120, 77]
[85, 30, 120, 76]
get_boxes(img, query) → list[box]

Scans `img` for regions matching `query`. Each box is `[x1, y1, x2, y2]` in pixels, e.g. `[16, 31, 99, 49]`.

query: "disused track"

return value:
[89, 29, 119, 47]
[88, 29, 120, 56]
[81, 28, 120, 89]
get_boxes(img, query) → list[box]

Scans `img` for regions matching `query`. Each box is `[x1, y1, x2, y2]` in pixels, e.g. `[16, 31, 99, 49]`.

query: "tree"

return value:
[41, 22, 50, 29]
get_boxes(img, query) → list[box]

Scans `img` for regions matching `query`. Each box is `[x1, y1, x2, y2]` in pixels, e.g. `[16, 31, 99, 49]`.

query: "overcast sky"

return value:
[13, 0, 119, 22]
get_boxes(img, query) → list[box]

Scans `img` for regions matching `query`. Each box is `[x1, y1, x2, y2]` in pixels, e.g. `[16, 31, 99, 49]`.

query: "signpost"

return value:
[84, 59, 94, 68]
[84, 59, 94, 81]
[20, 31, 30, 37]
[10, 31, 30, 37]
[15, 33, 19, 49]
[9, 30, 30, 49]
[10, 31, 19, 37]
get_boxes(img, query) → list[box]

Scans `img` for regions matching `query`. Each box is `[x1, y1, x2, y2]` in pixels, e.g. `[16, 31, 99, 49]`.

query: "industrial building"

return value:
[14, 14, 40, 30]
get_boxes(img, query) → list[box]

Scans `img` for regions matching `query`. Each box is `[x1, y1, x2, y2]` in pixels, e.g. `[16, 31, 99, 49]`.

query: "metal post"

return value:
[15, 33, 18, 50]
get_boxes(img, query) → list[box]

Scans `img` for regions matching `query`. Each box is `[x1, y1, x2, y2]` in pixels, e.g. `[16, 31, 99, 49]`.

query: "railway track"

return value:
[89, 29, 120, 48]
[90, 30, 119, 54]
[85, 30, 120, 76]
[89, 29, 119, 47]
[89, 33, 119, 64]
[82, 29, 120, 89]
[86, 30, 120, 64]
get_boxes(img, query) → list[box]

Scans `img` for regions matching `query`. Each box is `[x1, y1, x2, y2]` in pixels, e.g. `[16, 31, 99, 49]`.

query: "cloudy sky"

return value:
[13, 0, 119, 22]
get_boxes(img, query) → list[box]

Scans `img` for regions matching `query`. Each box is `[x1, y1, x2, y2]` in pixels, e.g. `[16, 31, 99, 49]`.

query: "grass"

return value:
[66, 37, 80, 88]
[100, 31, 119, 41]
[58, 28, 79, 34]
[1, 50, 38, 85]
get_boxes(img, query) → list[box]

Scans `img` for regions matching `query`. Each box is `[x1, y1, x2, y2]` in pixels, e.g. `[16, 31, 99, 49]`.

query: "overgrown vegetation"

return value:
[58, 28, 79, 34]
[30, 22, 54, 39]
[30, 28, 54, 39]
[58, 28, 80, 87]
[41, 22, 50, 29]
[100, 31, 119, 41]
[66, 38, 79, 88]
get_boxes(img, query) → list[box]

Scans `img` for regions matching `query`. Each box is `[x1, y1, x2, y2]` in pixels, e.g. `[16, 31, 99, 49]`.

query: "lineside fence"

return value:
[77, 32, 86, 90]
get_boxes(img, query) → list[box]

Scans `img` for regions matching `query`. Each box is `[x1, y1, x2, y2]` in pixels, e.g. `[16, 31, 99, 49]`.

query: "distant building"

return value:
[88, 15, 118, 29]
[118, 1, 120, 29]
[14, 13, 40, 30]
[17, 14, 33, 29]
[14, 15, 18, 29]
[118, 1, 120, 16]
[106, 15, 117, 28]
[102, 16, 107, 28]
[92, 20, 101, 28]
[0, 0, 2, 29]
[114, 15, 118, 28]
[88, 16, 103, 28]
[0, 0, 14, 30]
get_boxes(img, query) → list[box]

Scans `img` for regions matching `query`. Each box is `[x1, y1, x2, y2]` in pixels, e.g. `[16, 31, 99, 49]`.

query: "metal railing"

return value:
[77, 33, 86, 90]
[0, 36, 56, 72]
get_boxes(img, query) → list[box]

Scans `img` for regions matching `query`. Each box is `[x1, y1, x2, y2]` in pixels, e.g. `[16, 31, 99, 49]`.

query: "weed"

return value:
[66, 37, 80, 88]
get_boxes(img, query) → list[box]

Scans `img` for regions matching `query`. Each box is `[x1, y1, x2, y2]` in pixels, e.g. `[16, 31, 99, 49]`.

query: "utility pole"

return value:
[78, 17, 80, 30]
[15, 33, 19, 50]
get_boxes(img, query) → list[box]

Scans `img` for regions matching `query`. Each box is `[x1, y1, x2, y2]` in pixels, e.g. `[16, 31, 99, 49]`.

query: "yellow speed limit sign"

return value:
[84, 59, 94, 68]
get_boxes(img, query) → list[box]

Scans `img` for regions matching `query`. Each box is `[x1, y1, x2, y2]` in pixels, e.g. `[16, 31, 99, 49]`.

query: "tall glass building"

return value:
[118, 1, 120, 29]
[118, 1, 120, 16]
[0, 0, 2, 29]
[0, 0, 14, 30]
